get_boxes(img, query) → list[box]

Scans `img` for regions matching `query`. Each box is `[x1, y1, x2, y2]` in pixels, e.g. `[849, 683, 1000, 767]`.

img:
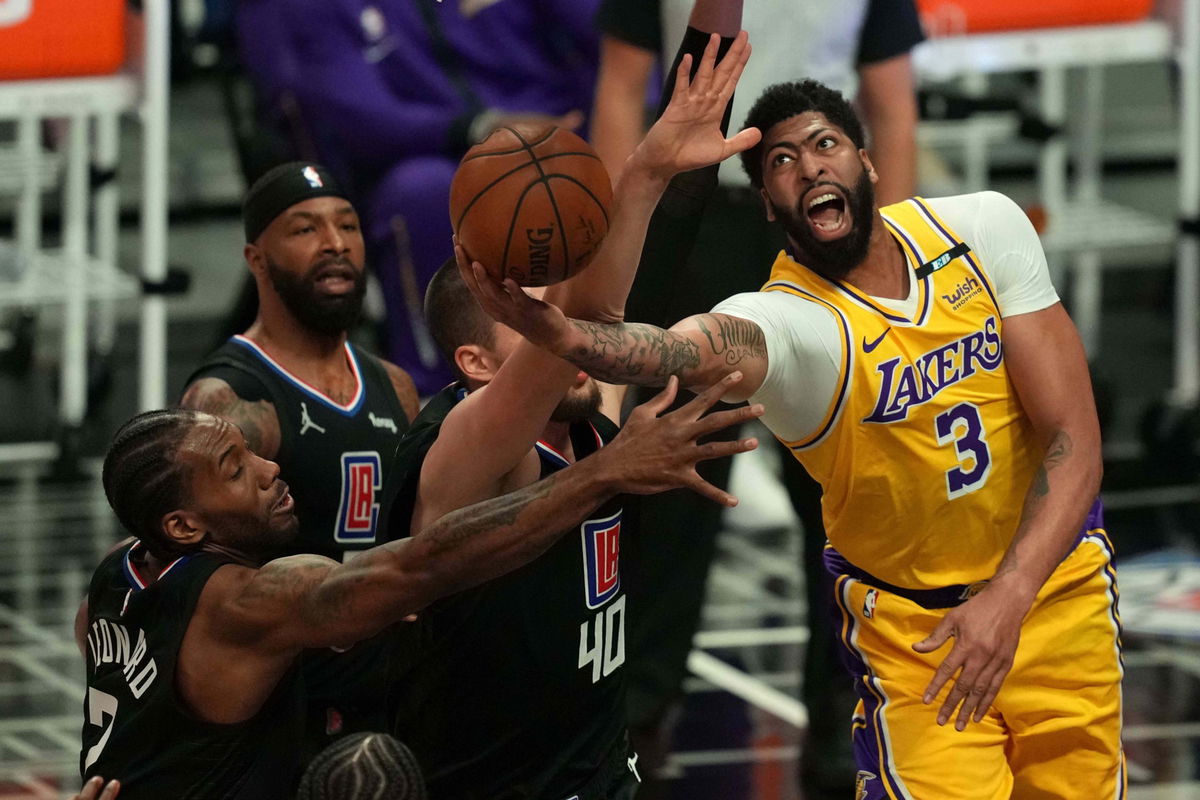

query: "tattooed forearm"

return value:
[696, 315, 768, 366]
[567, 320, 701, 384]
[421, 476, 556, 555]
[1017, 430, 1073, 525]
[994, 430, 1078, 581]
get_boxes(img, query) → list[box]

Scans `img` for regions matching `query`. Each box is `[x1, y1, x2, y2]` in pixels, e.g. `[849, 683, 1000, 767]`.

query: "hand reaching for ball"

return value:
[455, 242, 572, 356]
[630, 30, 760, 182]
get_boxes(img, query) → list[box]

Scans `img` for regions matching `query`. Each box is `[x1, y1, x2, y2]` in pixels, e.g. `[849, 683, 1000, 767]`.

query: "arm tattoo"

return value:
[421, 476, 555, 558]
[180, 379, 280, 457]
[696, 315, 768, 365]
[998, 430, 1076, 578]
[567, 320, 700, 384]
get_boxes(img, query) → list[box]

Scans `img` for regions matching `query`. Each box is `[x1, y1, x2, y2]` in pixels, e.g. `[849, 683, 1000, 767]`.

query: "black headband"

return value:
[242, 162, 349, 242]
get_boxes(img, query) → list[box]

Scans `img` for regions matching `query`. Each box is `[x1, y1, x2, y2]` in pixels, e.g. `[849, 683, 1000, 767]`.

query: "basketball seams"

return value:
[458, 126, 558, 163]
[453, 125, 612, 285]
[500, 178, 552, 280]
[454, 159, 538, 232]
[454, 153, 604, 231]
[539, 173, 612, 227]
[509, 126, 571, 283]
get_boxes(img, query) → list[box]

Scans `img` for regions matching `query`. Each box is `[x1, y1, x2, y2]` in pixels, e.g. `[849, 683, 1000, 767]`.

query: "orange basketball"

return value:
[449, 125, 613, 286]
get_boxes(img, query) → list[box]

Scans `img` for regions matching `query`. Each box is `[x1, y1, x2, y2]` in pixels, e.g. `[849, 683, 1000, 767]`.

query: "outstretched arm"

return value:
[571, 30, 757, 325]
[461, 259, 769, 401]
[216, 373, 763, 652]
[419, 29, 757, 523]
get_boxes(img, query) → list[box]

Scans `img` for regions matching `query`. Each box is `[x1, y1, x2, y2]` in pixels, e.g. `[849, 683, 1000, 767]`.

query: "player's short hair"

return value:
[102, 409, 203, 560]
[424, 256, 497, 377]
[296, 733, 427, 800]
[739, 79, 866, 190]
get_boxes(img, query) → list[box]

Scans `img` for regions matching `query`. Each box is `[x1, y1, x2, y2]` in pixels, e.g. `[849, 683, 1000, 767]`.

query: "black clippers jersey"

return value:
[80, 542, 304, 799]
[187, 336, 408, 559]
[386, 385, 630, 799]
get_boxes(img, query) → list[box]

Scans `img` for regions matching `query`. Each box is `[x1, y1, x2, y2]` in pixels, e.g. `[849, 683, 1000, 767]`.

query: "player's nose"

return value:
[257, 456, 281, 487]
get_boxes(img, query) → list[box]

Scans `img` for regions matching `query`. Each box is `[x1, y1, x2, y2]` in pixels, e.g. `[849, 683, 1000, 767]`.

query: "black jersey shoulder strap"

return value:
[351, 345, 407, 424]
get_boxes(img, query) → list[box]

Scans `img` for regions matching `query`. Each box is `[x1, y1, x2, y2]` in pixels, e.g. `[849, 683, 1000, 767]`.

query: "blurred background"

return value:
[0, 0, 1198, 797]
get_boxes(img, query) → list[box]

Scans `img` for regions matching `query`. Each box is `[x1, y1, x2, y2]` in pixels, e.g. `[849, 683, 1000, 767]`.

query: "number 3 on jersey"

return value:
[935, 402, 992, 499]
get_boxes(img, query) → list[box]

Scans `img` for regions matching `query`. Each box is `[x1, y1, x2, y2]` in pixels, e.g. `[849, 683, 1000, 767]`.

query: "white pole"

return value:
[61, 115, 89, 427]
[139, 0, 170, 411]
[94, 111, 120, 355]
[1174, 0, 1200, 407]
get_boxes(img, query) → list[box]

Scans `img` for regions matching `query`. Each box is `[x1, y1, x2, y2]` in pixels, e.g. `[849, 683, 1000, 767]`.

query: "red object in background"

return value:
[0, 0, 125, 79]
[917, 0, 1154, 35]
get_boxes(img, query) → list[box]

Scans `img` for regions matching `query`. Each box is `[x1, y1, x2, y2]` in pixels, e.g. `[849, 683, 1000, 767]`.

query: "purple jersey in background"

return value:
[236, 0, 603, 393]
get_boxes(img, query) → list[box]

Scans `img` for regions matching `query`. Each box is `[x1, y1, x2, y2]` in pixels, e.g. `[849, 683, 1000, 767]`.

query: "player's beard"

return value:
[771, 168, 875, 282]
[550, 379, 602, 423]
[266, 257, 366, 335]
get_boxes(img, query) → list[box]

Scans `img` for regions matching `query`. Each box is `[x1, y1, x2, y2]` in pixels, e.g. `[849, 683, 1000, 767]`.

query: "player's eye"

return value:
[817, 136, 836, 150]
[772, 152, 793, 167]
[230, 465, 243, 481]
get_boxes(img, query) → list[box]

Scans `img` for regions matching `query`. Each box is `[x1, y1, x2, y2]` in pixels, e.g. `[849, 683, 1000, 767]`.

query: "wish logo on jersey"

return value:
[335, 452, 382, 542]
[581, 510, 621, 609]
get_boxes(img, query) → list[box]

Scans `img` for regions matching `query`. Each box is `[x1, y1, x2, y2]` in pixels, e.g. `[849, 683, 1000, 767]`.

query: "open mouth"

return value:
[312, 263, 359, 295]
[803, 186, 850, 239]
[273, 483, 294, 515]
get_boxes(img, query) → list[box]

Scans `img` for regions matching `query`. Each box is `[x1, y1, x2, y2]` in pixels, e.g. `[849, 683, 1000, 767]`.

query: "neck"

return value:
[835, 209, 908, 300]
[245, 298, 347, 364]
[200, 540, 265, 569]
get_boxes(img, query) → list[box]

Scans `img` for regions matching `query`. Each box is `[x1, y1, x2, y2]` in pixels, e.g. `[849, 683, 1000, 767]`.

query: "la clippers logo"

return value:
[335, 452, 381, 542]
[581, 510, 621, 609]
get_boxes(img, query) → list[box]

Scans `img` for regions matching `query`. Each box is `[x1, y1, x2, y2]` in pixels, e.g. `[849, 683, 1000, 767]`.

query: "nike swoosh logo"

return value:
[862, 327, 892, 353]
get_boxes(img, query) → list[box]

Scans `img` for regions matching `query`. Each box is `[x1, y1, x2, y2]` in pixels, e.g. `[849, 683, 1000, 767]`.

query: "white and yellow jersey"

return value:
[713, 192, 1060, 590]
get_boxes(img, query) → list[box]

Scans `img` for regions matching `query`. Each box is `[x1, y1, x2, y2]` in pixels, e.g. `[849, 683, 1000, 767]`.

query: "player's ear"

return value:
[759, 188, 777, 222]
[244, 242, 266, 277]
[860, 150, 878, 185]
[455, 344, 500, 387]
[162, 510, 207, 548]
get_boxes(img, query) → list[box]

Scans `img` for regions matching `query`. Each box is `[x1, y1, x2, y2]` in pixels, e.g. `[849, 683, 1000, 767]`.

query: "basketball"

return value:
[449, 125, 613, 286]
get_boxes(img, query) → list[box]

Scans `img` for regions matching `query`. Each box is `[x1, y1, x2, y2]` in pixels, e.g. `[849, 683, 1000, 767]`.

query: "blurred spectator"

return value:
[590, 1, 923, 795]
[234, 0, 603, 394]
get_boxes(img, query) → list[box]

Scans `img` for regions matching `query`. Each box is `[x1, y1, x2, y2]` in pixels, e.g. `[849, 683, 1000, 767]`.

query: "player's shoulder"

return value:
[375, 357, 421, 423]
[920, 191, 1028, 237]
[713, 290, 840, 331]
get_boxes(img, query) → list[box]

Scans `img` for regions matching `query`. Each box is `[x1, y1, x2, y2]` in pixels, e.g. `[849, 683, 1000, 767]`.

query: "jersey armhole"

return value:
[757, 286, 854, 451]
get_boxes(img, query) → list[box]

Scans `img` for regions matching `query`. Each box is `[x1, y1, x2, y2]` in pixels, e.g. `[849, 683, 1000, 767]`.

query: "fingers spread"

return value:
[671, 54, 694, 103]
[641, 375, 680, 417]
[922, 643, 963, 705]
[691, 33, 721, 97]
[692, 403, 763, 439]
[679, 370, 743, 419]
[686, 473, 738, 507]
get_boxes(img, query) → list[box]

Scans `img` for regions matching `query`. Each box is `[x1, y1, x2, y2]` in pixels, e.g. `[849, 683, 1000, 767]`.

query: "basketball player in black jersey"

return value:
[79, 395, 760, 799]
[384, 32, 755, 799]
[180, 163, 419, 752]
[182, 162, 418, 559]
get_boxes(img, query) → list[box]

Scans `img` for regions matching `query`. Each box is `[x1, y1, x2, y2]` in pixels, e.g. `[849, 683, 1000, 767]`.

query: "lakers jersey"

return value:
[760, 198, 1045, 589]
